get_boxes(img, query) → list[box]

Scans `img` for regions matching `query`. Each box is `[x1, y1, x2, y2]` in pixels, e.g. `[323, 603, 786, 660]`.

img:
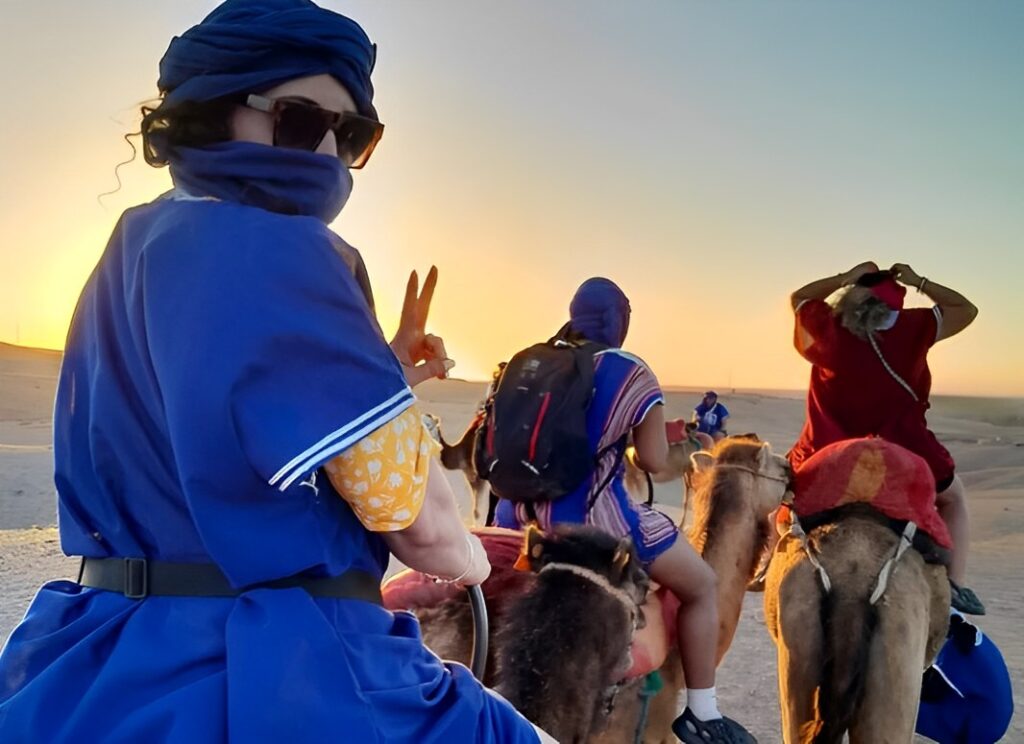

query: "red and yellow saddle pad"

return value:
[792, 437, 952, 549]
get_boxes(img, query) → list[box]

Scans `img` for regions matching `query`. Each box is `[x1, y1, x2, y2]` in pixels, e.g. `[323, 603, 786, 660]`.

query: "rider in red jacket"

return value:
[788, 261, 983, 615]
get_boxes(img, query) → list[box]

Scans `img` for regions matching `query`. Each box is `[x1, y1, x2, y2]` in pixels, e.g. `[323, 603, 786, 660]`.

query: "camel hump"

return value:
[792, 437, 953, 549]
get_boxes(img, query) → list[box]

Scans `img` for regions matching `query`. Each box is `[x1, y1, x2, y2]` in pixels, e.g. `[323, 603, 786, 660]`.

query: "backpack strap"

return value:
[587, 433, 629, 511]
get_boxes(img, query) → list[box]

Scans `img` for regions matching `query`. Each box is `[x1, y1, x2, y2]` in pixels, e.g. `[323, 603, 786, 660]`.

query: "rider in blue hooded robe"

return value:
[0, 2, 541, 741]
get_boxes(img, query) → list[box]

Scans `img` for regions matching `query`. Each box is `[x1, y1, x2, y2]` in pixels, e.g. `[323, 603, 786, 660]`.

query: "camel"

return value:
[622, 420, 714, 520]
[763, 440, 952, 743]
[496, 526, 651, 742]
[422, 412, 495, 526]
[392, 437, 791, 743]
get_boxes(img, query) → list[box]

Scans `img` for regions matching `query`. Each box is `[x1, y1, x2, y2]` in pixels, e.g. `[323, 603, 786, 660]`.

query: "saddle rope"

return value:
[789, 518, 919, 604]
[788, 520, 833, 593]
[869, 521, 917, 605]
[539, 562, 641, 626]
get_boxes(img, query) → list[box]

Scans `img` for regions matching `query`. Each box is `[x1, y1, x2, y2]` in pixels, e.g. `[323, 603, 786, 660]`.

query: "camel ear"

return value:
[514, 524, 546, 572]
[611, 537, 633, 582]
[690, 451, 715, 474]
[757, 442, 775, 470]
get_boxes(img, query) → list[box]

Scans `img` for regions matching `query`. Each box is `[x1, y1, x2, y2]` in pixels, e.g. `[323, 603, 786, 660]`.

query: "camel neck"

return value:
[700, 506, 762, 664]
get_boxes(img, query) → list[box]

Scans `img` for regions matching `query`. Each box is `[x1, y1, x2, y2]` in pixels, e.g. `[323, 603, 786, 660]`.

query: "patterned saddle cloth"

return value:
[791, 437, 953, 551]
[381, 528, 676, 680]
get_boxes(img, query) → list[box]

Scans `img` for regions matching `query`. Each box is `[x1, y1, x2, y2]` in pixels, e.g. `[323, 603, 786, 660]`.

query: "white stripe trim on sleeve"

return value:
[594, 348, 649, 368]
[635, 395, 665, 426]
[794, 299, 810, 314]
[269, 387, 415, 489]
[932, 305, 943, 342]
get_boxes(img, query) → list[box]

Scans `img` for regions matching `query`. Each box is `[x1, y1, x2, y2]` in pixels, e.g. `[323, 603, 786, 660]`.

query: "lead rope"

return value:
[869, 521, 917, 605]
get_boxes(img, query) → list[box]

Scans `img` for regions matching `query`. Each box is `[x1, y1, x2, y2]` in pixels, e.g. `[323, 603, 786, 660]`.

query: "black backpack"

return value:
[474, 331, 621, 504]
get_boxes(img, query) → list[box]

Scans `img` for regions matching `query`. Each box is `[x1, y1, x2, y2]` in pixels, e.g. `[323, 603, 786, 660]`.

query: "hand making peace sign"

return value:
[390, 266, 455, 387]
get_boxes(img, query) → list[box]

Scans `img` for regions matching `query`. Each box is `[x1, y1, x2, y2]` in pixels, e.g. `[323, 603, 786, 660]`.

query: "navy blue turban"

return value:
[158, 0, 378, 118]
[569, 277, 632, 347]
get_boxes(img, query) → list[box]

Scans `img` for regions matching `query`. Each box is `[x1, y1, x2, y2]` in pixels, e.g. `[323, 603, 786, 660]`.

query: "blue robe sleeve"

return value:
[140, 204, 413, 495]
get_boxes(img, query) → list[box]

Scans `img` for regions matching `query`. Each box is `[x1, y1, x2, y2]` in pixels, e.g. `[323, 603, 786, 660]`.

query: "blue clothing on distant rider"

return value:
[694, 401, 729, 436]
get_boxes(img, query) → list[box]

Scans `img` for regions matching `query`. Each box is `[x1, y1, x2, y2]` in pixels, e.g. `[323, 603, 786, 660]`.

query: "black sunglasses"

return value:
[245, 94, 384, 169]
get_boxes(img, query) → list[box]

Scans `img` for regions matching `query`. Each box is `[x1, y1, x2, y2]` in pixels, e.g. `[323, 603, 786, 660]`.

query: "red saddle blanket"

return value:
[791, 437, 952, 549]
[665, 418, 690, 445]
[382, 528, 533, 615]
[382, 528, 676, 680]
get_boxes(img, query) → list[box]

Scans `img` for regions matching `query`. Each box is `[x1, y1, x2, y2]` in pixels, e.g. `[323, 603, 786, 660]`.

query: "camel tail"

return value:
[814, 588, 878, 743]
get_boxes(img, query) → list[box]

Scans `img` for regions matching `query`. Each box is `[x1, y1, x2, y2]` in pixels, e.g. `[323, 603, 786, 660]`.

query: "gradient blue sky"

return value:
[1, 1, 1021, 395]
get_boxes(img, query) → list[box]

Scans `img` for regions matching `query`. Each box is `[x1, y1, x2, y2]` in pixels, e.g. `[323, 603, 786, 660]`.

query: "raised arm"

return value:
[891, 263, 978, 342]
[790, 261, 879, 310]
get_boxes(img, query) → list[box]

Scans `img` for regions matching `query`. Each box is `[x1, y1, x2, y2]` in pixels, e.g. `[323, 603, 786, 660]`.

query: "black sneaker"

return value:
[949, 581, 986, 615]
[672, 708, 757, 743]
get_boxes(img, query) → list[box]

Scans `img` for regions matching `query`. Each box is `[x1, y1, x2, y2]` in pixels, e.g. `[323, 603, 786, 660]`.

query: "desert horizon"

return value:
[1, 341, 1020, 742]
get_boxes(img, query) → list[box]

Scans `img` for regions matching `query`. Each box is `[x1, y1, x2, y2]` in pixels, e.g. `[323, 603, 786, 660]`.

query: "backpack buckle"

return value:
[123, 558, 149, 599]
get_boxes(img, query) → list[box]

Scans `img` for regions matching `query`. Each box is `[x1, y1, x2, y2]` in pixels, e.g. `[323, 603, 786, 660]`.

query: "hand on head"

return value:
[889, 263, 923, 287]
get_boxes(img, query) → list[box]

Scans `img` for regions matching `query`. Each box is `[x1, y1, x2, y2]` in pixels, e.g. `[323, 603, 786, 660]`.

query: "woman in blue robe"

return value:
[0, 2, 548, 741]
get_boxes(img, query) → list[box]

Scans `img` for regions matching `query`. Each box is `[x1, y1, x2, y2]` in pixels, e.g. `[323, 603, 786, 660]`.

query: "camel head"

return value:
[691, 437, 791, 519]
[497, 525, 651, 742]
[517, 524, 650, 609]
[687, 437, 792, 566]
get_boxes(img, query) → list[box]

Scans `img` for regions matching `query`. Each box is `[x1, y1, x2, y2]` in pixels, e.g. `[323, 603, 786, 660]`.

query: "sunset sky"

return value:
[1, 1, 1021, 396]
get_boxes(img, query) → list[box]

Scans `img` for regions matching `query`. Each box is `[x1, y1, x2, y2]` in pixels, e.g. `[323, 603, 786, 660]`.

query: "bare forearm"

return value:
[382, 459, 473, 578]
[791, 261, 879, 309]
[891, 263, 978, 339]
[790, 273, 848, 308]
[919, 277, 976, 314]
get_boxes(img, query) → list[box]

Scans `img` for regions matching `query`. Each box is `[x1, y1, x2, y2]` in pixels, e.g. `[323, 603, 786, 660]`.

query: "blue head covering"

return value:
[568, 277, 631, 347]
[158, 0, 378, 119]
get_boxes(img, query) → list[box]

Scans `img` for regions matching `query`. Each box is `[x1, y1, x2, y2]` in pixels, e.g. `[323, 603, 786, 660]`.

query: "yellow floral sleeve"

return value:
[324, 405, 440, 532]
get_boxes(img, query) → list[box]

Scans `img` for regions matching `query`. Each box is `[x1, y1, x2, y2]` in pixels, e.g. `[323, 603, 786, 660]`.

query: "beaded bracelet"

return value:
[918, 277, 929, 293]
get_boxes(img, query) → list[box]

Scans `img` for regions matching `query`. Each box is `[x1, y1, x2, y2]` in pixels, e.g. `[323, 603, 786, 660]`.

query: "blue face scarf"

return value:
[169, 141, 352, 223]
[568, 277, 632, 347]
[159, 0, 377, 118]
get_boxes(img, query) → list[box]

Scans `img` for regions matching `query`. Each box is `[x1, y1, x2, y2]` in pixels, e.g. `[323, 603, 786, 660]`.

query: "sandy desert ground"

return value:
[1, 342, 1020, 742]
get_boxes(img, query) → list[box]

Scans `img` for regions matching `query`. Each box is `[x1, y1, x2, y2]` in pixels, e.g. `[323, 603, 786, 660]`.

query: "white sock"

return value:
[686, 686, 722, 721]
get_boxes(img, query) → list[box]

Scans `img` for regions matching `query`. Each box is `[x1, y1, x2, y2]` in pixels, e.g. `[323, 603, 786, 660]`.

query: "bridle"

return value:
[711, 463, 791, 486]
[539, 562, 643, 628]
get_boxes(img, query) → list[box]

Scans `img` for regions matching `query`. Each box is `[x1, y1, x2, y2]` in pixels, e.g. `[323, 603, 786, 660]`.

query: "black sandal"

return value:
[672, 708, 757, 743]
[950, 581, 986, 615]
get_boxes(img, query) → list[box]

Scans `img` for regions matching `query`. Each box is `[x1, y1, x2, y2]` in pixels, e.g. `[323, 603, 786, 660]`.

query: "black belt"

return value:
[78, 557, 382, 604]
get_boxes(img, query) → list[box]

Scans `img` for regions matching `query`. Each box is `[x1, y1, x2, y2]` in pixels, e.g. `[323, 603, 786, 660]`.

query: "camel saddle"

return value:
[788, 437, 953, 563]
[664, 418, 690, 445]
[382, 528, 678, 681]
